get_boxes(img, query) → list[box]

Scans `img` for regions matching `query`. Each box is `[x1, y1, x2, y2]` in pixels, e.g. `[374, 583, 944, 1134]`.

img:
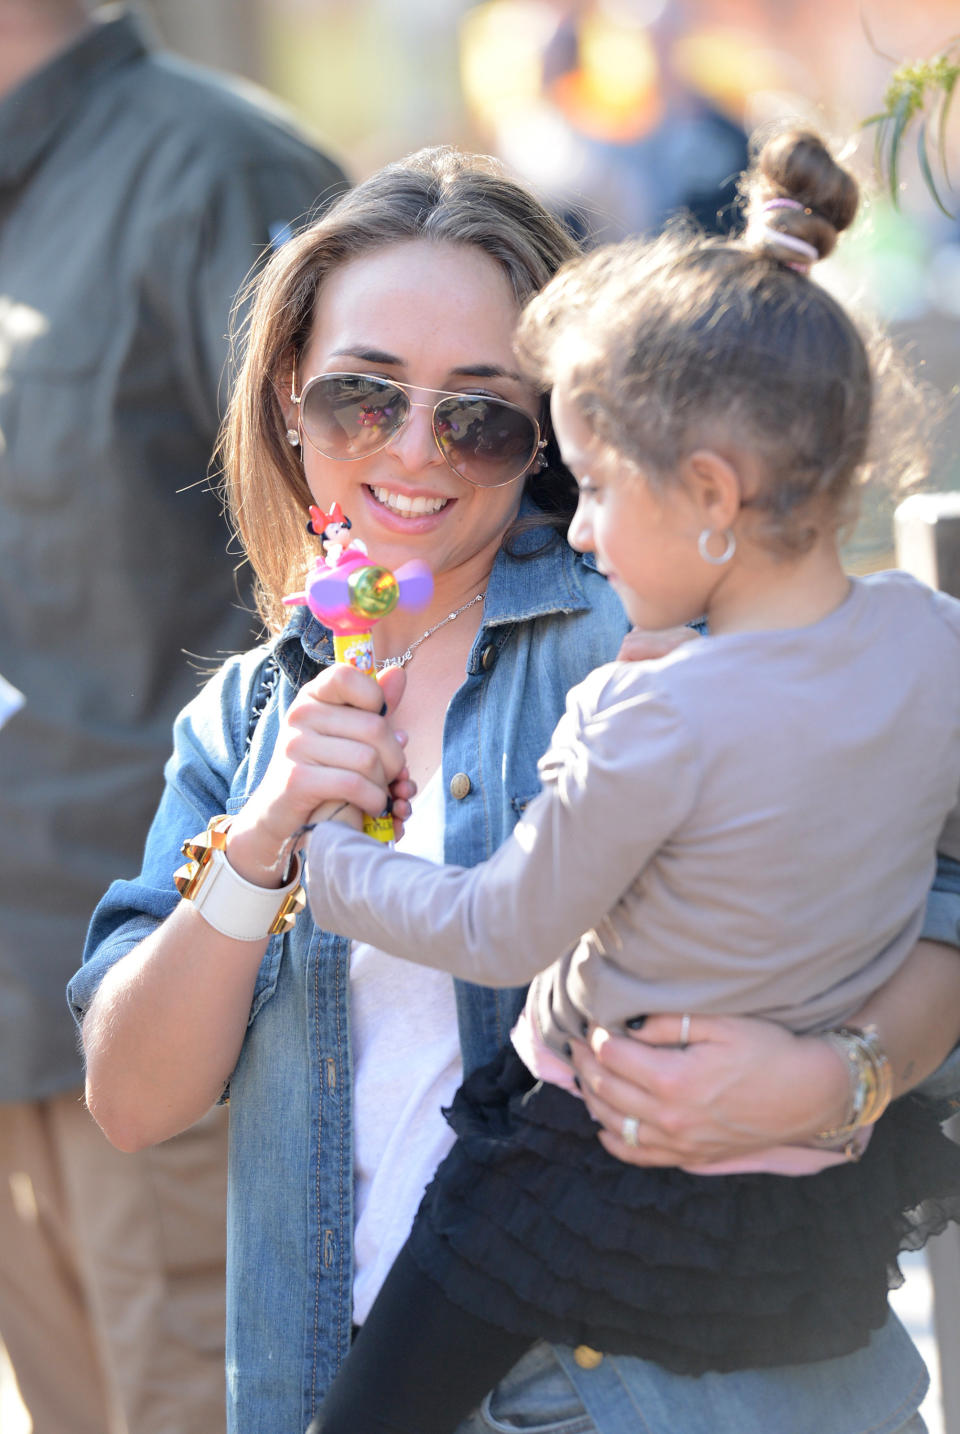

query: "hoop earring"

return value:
[286, 428, 301, 447]
[697, 528, 736, 565]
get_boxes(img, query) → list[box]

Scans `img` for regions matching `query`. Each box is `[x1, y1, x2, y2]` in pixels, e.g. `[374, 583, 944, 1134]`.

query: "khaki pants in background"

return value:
[0, 1094, 228, 1434]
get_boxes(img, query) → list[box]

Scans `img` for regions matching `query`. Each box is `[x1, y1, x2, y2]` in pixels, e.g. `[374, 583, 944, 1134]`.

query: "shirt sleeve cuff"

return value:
[67, 928, 152, 1027]
[904, 855, 960, 1109]
[920, 854, 960, 948]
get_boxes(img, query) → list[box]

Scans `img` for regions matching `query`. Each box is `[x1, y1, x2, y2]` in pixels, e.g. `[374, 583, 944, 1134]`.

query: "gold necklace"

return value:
[374, 591, 486, 670]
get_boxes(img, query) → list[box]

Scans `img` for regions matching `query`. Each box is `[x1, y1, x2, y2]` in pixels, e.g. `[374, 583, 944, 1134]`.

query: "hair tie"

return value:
[762, 197, 813, 217]
[755, 224, 819, 270]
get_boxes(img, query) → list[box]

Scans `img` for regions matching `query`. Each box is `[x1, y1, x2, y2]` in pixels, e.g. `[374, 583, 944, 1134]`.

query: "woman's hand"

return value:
[570, 1014, 849, 1168]
[325, 762, 418, 838]
[618, 625, 702, 662]
[571, 940, 960, 1168]
[226, 663, 409, 885]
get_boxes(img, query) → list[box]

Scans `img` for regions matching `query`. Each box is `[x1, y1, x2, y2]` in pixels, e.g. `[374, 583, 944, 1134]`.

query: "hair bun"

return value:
[744, 129, 859, 272]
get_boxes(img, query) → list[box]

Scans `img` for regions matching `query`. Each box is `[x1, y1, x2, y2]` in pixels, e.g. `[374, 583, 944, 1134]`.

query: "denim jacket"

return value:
[70, 523, 955, 1434]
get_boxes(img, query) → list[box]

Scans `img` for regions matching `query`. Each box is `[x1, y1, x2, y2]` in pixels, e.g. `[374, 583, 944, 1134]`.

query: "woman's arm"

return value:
[572, 937, 960, 1167]
[81, 662, 407, 1152]
[82, 905, 271, 1151]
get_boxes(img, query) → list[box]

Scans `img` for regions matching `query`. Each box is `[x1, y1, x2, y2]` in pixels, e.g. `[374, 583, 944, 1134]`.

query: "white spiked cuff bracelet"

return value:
[173, 815, 305, 941]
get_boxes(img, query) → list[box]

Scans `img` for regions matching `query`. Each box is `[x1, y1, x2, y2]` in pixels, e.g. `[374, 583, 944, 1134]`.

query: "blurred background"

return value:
[3, 5, 958, 1432]
[139, 0, 959, 572]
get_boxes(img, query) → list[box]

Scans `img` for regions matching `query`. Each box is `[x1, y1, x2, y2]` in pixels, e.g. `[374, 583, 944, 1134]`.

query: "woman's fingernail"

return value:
[572, 1074, 582, 1092]
[625, 1015, 648, 1030]
[580, 1019, 589, 1037]
[562, 1042, 572, 1059]
[379, 700, 388, 716]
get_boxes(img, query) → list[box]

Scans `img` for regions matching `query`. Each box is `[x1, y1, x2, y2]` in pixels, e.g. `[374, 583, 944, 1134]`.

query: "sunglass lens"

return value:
[300, 376, 406, 460]
[435, 397, 538, 486]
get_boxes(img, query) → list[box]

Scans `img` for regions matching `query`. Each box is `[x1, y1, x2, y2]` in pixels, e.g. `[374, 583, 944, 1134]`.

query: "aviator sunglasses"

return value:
[290, 370, 546, 488]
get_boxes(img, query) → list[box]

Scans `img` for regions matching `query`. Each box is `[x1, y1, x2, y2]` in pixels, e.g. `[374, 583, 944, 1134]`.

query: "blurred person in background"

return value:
[0, 2, 345, 1431]
[460, 0, 749, 243]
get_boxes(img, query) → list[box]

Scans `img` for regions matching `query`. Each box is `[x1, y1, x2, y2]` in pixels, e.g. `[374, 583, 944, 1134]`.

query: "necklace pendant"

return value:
[373, 590, 485, 672]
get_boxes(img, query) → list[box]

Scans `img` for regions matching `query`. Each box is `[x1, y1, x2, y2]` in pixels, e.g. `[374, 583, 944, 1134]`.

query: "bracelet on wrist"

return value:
[813, 1024, 893, 1158]
[173, 814, 305, 941]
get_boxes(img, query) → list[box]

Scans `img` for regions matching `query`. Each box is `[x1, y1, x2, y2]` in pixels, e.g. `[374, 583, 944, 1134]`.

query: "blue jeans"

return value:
[454, 1331, 929, 1434]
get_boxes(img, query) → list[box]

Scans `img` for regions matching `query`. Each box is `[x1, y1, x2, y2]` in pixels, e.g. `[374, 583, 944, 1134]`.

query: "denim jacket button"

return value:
[449, 772, 472, 800]
[480, 643, 496, 670]
[573, 1345, 604, 1369]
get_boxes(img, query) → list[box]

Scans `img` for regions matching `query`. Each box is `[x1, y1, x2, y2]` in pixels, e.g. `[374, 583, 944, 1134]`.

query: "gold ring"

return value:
[680, 1013, 691, 1049]
[621, 1115, 640, 1147]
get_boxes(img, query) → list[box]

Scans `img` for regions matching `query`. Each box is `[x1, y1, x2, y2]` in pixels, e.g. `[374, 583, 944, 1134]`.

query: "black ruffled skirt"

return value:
[407, 1044, 960, 1375]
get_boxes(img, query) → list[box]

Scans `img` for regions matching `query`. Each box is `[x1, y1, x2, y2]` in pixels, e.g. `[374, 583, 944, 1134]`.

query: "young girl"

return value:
[303, 130, 960, 1433]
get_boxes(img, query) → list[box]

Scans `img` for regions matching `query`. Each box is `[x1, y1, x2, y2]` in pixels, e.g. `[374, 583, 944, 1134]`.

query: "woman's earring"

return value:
[286, 428, 301, 447]
[697, 528, 736, 565]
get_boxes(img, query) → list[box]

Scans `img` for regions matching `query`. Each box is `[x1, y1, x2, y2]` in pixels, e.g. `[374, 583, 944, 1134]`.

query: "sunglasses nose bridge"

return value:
[379, 392, 449, 474]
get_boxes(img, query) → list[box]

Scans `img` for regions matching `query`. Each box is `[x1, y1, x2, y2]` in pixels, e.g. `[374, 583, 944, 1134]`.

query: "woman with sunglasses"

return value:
[70, 148, 960, 1434]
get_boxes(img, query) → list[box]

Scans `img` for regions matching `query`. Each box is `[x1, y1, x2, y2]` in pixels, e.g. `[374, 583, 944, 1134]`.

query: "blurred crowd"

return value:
[250, 0, 960, 558]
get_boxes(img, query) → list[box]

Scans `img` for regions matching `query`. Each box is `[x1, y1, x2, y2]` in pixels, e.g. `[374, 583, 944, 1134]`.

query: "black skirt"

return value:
[406, 1044, 960, 1376]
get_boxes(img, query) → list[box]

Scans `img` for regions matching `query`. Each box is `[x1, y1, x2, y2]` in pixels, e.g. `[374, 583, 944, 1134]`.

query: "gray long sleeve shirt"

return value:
[0, 8, 346, 1099]
[307, 572, 960, 1055]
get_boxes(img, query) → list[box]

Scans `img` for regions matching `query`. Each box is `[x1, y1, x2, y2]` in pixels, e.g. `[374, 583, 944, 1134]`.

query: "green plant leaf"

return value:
[861, 32, 959, 211]
[917, 119, 955, 217]
[888, 91, 913, 205]
[938, 68, 957, 183]
[870, 115, 890, 178]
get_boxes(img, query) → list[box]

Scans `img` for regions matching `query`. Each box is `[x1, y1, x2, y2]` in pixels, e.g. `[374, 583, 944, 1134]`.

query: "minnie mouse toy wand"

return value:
[284, 503, 433, 842]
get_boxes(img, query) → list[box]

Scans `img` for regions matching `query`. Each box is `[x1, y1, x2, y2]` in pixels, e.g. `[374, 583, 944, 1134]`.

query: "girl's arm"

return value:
[305, 667, 695, 985]
[79, 662, 407, 1152]
[572, 936, 960, 1167]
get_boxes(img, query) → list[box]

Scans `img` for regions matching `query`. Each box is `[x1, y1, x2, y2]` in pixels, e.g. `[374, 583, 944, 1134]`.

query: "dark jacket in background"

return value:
[0, 6, 347, 1099]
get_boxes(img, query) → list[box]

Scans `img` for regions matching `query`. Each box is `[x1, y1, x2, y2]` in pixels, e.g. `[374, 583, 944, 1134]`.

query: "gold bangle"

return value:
[814, 1024, 893, 1153]
[174, 814, 233, 900]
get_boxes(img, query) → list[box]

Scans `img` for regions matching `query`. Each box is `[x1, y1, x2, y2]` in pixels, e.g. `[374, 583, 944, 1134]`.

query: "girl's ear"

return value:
[680, 449, 744, 532]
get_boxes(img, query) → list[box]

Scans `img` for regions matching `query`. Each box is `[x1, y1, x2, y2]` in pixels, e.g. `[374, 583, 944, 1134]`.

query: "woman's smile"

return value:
[362, 483, 455, 531]
[366, 485, 450, 518]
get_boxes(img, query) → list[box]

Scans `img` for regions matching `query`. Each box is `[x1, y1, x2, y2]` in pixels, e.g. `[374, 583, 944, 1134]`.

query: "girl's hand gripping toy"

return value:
[284, 504, 433, 842]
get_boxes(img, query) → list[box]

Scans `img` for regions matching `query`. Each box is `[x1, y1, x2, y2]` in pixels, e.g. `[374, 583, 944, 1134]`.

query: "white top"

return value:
[349, 772, 461, 1324]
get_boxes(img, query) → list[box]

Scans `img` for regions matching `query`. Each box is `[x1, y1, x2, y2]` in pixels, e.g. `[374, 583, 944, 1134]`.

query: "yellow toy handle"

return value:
[332, 632, 394, 844]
